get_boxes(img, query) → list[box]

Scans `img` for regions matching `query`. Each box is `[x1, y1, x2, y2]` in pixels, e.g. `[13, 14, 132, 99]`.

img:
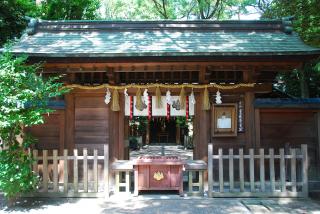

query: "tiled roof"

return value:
[11, 19, 320, 58]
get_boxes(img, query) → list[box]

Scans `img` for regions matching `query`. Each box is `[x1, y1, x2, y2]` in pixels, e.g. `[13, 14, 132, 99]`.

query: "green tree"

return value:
[0, 0, 40, 46]
[0, 0, 101, 46]
[261, 0, 320, 98]
[0, 47, 68, 199]
[102, 0, 256, 20]
[39, 0, 101, 20]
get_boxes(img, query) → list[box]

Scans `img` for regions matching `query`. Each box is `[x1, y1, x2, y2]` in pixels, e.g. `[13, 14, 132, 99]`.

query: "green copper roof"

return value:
[11, 19, 320, 58]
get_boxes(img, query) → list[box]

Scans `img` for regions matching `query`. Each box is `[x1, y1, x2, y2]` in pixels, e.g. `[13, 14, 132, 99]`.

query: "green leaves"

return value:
[0, 144, 39, 199]
[0, 48, 68, 200]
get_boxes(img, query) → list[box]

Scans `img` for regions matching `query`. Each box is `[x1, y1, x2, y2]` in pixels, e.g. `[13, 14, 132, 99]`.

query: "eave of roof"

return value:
[10, 19, 320, 58]
[254, 98, 320, 109]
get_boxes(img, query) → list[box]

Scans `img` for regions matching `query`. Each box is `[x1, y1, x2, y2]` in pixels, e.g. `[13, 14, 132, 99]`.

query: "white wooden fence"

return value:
[28, 145, 109, 198]
[208, 144, 308, 197]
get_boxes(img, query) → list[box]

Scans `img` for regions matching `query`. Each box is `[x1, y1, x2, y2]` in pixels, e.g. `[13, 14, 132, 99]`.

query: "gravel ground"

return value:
[1, 195, 320, 214]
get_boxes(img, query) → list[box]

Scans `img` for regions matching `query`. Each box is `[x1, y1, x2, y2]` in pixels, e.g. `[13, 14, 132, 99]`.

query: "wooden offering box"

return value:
[134, 156, 184, 196]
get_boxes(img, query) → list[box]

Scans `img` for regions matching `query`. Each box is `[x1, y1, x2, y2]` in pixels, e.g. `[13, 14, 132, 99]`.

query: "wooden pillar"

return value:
[244, 92, 255, 149]
[118, 94, 125, 160]
[124, 117, 129, 160]
[193, 92, 210, 161]
[109, 109, 119, 161]
[108, 94, 125, 161]
[243, 69, 255, 149]
[65, 93, 75, 152]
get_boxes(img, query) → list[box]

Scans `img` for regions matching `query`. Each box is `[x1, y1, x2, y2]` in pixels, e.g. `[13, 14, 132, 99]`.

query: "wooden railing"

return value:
[29, 145, 109, 198]
[208, 144, 308, 197]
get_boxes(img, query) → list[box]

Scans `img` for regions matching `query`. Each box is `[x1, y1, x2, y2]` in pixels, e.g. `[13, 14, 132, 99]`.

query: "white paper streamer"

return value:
[104, 88, 111, 104]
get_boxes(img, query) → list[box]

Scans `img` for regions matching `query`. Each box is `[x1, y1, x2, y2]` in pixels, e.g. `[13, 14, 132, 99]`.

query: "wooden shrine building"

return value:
[11, 19, 320, 191]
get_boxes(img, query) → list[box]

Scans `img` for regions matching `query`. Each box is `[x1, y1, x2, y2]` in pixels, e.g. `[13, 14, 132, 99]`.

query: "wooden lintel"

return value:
[69, 83, 272, 94]
[43, 61, 302, 71]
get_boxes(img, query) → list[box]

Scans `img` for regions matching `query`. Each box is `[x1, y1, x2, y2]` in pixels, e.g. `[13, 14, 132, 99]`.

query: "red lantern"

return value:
[186, 95, 189, 120]
[166, 103, 170, 121]
[129, 96, 133, 120]
[148, 96, 152, 121]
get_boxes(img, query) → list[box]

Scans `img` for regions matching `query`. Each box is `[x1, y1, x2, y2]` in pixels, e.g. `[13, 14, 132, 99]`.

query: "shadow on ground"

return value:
[1, 194, 320, 214]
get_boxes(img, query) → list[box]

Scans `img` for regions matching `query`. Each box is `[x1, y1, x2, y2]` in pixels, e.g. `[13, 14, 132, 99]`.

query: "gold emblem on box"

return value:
[153, 171, 164, 181]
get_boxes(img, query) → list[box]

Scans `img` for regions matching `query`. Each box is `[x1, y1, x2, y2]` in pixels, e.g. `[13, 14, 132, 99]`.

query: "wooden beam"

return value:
[194, 92, 210, 161]
[118, 94, 125, 160]
[44, 61, 301, 71]
[67, 83, 272, 95]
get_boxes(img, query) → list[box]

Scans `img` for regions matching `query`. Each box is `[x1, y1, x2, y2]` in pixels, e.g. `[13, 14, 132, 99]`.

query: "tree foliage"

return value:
[0, 0, 39, 46]
[262, 0, 320, 47]
[102, 0, 257, 20]
[39, 0, 101, 20]
[261, 0, 320, 97]
[0, 48, 68, 199]
[0, 0, 101, 46]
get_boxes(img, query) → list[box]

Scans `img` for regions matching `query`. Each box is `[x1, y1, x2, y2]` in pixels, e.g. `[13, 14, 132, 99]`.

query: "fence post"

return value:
[280, 148, 286, 192]
[218, 148, 224, 193]
[32, 150, 38, 174]
[83, 148, 88, 193]
[290, 148, 297, 192]
[53, 150, 59, 192]
[229, 149, 234, 192]
[249, 149, 255, 192]
[104, 144, 109, 198]
[73, 149, 78, 193]
[208, 143, 213, 197]
[93, 149, 98, 192]
[269, 148, 275, 192]
[260, 148, 265, 192]
[239, 148, 244, 192]
[43, 150, 48, 192]
[63, 149, 68, 193]
[301, 144, 308, 197]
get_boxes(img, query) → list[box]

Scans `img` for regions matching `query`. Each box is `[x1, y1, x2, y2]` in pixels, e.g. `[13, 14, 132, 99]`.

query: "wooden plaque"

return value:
[212, 103, 238, 137]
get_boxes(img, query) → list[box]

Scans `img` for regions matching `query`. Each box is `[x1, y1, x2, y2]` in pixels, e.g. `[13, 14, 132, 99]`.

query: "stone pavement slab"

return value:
[1, 195, 320, 214]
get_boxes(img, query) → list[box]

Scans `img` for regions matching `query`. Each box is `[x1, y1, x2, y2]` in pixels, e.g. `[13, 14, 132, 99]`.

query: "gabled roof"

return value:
[11, 19, 320, 58]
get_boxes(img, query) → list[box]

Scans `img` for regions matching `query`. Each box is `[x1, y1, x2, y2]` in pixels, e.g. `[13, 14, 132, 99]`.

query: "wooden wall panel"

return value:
[27, 111, 65, 151]
[74, 95, 109, 152]
[260, 110, 318, 165]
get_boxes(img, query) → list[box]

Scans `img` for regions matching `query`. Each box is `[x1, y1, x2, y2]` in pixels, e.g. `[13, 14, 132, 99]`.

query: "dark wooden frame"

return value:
[212, 103, 238, 137]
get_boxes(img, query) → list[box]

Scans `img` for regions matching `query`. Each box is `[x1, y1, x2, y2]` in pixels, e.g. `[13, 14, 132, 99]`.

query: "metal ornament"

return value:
[215, 90, 222, 104]
[104, 88, 111, 104]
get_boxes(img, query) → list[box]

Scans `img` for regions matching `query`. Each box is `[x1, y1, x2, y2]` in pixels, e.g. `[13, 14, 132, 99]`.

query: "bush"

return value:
[0, 140, 38, 199]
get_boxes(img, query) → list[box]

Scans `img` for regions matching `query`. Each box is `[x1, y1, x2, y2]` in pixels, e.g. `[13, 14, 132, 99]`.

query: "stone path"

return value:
[1, 195, 320, 214]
